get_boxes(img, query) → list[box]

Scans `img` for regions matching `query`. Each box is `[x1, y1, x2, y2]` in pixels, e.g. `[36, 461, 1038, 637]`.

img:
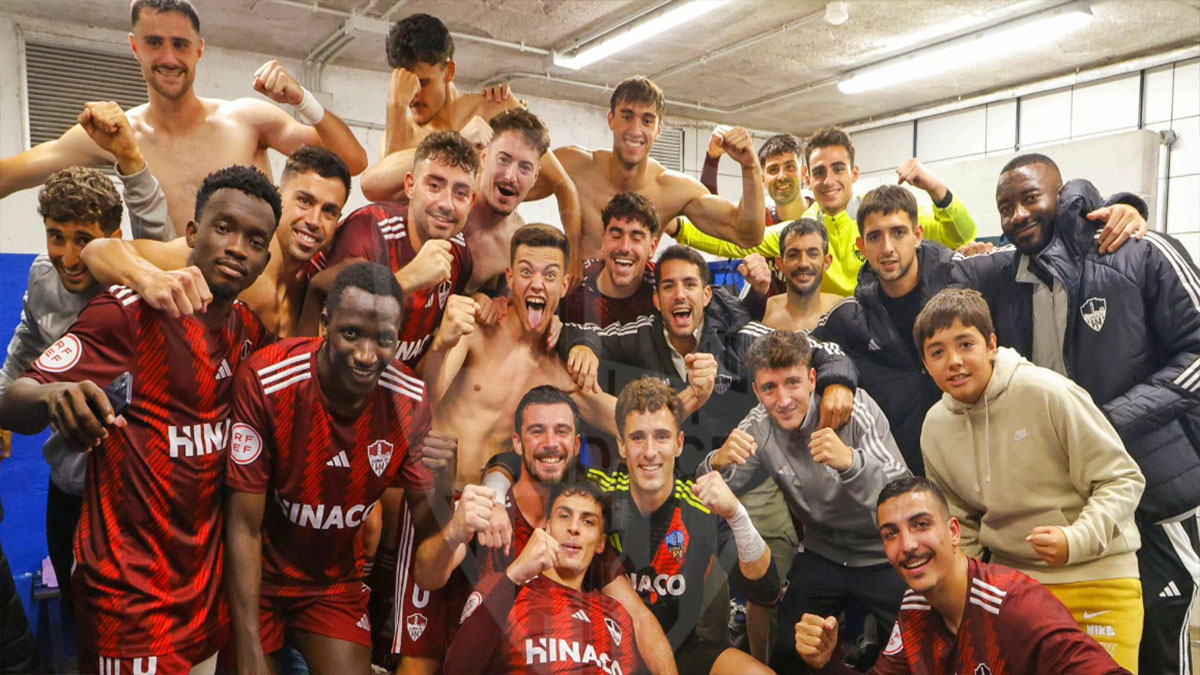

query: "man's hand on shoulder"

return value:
[1088, 203, 1146, 254]
[78, 101, 144, 174]
[817, 383, 854, 430]
[566, 345, 600, 394]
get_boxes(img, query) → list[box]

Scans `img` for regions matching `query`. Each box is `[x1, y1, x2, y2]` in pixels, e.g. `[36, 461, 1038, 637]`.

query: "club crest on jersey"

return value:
[368, 440, 394, 477]
[460, 591, 483, 624]
[229, 423, 263, 465]
[883, 622, 903, 655]
[407, 613, 427, 641]
[604, 617, 623, 646]
[36, 334, 82, 373]
[665, 530, 686, 561]
[1081, 297, 1107, 332]
[974, 664, 992, 675]
[241, 339, 253, 359]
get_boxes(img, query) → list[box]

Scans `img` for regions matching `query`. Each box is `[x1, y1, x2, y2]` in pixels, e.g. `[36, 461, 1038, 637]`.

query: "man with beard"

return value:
[0, 166, 279, 674]
[795, 477, 1127, 673]
[953, 153, 1200, 675]
[224, 263, 440, 675]
[561, 191, 660, 327]
[81, 146, 351, 337]
[536, 76, 766, 261]
[0, 0, 366, 232]
[744, 219, 842, 332]
[395, 225, 687, 675]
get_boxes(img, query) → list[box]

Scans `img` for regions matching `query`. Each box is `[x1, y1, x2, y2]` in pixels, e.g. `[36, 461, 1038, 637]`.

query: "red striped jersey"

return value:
[854, 558, 1126, 674]
[452, 573, 638, 674]
[23, 286, 270, 658]
[224, 338, 433, 598]
[561, 259, 656, 328]
[316, 202, 474, 368]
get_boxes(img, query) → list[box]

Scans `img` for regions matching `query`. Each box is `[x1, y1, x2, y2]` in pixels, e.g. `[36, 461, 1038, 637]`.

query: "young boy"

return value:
[915, 287, 1144, 669]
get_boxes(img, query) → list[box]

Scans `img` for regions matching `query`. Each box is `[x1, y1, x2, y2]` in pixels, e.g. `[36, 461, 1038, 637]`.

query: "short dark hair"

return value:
[744, 330, 812, 378]
[615, 376, 683, 438]
[601, 192, 660, 238]
[876, 475, 951, 518]
[281, 146, 351, 200]
[386, 13, 453, 70]
[38, 167, 123, 234]
[912, 287, 995, 354]
[515, 385, 581, 436]
[757, 133, 802, 168]
[510, 223, 570, 266]
[325, 262, 405, 317]
[194, 165, 282, 226]
[857, 185, 918, 235]
[654, 244, 710, 287]
[131, 0, 199, 32]
[779, 217, 828, 255]
[610, 76, 664, 118]
[1001, 152, 1059, 175]
[549, 480, 610, 533]
[489, 108, 551, 157]
[415, 131, 480, 178]
[804, 126, 855, 168]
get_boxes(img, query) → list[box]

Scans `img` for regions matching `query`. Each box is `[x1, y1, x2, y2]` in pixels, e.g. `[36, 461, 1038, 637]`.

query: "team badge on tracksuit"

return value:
[1081, 297, 1107, 332]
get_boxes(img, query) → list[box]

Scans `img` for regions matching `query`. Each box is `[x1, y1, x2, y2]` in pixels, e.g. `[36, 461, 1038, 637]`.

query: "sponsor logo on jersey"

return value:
[665, 530, 686, 561]
[628, 572, 686, 598]
[525, 637, 623, 674]
[368, 440, 394, 477]
[274, 493, 375, 530]
[883, 622, 903, 655]
[1081, 297, 1107, 332]
[407, 613, 428, 641]
[241, 339, 253, 359]
[169, 419, 232, 458]
[36, 334, 82, 373]
[396, 336, 432, 363]
[461, 591, 483, 624]
[229, 422, 263, 464]
[604, 617, 622, 646]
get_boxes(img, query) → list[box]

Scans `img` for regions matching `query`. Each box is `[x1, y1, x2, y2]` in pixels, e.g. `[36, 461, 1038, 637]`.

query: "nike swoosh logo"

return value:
[1082, 610, 1110, 620]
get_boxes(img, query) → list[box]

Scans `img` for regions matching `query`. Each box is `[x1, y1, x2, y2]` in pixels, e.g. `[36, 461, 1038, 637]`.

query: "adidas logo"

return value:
[215, 359, 233, 380]
[868, 339, 881, 351]
[571, 610, 591, 623]
[326, 450, 350, 469]
[1159, 581, 1181, 598]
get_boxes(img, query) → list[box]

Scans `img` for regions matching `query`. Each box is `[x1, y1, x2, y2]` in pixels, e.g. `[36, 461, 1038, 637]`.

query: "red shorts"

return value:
[259, 584, 373, 654]
[391, 495, 472, 658]
[78, 640, 219, 675]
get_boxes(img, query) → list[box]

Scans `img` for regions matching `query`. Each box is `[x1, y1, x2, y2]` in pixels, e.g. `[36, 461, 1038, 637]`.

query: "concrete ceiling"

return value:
[4, 0, 1199, 136]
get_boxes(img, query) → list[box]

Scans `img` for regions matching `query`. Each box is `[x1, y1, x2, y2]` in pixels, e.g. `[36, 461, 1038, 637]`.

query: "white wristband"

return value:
[727, 502, 767, 564]
[482, 470, 513, 497]
[293, 87, 326, 125]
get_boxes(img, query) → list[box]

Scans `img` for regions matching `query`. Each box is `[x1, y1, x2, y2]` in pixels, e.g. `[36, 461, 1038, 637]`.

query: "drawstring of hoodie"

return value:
[966, 395, 993, 492]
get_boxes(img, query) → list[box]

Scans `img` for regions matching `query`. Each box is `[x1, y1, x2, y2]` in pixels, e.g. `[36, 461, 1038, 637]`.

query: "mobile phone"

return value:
[89, 371, 132, 420]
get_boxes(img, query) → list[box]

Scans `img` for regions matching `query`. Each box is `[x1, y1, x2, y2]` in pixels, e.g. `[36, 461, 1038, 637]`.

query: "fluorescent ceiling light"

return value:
[838, 1, 1093, 95]
[553, 0, 732, 70]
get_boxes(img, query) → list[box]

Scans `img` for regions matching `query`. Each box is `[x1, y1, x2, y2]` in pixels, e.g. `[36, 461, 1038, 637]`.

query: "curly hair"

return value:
[37, 167, 123, 234]
[415, 131, 480, 178]
[386, 13, 453, 70]
[601, 191, 659, 238]
[744, 330, 812, 378]
[614, 376, 682, 439]
[194, 165, 282, 226]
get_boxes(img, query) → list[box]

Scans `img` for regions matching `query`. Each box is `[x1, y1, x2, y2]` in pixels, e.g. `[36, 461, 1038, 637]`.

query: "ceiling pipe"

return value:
[649, 9, 823, 81]
[842, 43, 1200, 133]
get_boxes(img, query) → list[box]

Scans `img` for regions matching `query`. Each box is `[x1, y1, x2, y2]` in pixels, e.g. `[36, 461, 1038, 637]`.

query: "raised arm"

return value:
[79, 238, 207, 319]
[0, 123, 111, 199]
[898, 158, 977, 249]
[246, 60, 368, 175]
[678, 127, 765, 248]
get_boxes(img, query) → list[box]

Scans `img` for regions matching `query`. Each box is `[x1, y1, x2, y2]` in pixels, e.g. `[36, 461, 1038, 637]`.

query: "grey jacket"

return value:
[699, 388, 909, 566]
[0, 165, 172, 495]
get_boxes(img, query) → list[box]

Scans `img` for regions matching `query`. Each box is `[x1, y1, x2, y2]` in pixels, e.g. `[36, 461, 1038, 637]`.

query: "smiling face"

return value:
[45, 219, 110, 293]
[921, 319, 997, 405]
[763, 152, 802, 206]
[277, 170, 348, 263]
[607, 100, 662, 167]
[652, 258, 712, 342]
[804, 144, 858, 215]
[601, 216, 657, 292]
[996, 163, 1061, 255]
[752, 364, 815, 432]
[878, 490, 961, 594]
[617, 407, 683, 500]
[547, 491, 606, 575]
[778, 230, 828, 297]
[406, 156, 475, 243]
[479, 131, 540, 216]
[320, 286, 403, 401]
[507, 244, 568, 334]
[129, 8, 203, 101]
[186, 188, 275, 301]
[514, 402, 581, 485]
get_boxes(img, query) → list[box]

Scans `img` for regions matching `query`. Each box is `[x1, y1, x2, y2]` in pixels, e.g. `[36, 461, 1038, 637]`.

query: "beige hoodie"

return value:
[921, 347, 1144, 585]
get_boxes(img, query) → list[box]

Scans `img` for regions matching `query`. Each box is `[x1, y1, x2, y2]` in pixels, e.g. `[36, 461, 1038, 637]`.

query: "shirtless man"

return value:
[535, 76, 766, 260]
[81, 145, 351, 337]
[744, 218, 842, 332]
[371, 13, 522, 163]
[0, 0, 366, 232]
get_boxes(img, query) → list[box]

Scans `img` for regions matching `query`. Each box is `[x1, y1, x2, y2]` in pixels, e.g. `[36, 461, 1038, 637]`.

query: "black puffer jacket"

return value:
[953, 180, 1200, 523]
